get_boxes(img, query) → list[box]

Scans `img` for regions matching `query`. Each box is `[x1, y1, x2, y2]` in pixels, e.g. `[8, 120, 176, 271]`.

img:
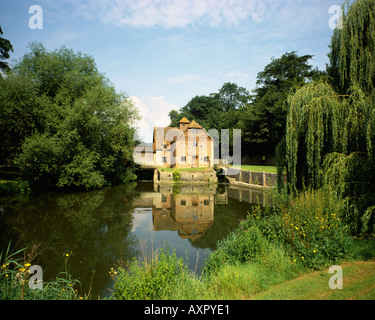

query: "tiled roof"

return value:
[188, 120, 202, 129]
[179, 117, 190, 123]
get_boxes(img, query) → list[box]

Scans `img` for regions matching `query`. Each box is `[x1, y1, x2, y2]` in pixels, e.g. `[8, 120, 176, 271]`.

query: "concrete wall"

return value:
[223, 167, 278, 188]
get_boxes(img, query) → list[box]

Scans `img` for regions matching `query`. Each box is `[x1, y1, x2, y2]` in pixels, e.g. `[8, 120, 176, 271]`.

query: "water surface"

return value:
[0, 182, 270, 298]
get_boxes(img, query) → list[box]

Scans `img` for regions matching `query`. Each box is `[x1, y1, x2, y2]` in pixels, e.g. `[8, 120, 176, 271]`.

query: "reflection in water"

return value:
[0, 182, 270, 299]
[130, 183, 271, 277]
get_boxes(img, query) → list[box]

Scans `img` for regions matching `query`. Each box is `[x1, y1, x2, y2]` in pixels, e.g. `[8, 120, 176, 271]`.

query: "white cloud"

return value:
[130, 95, 180, 143]
[75, 0, 271, 28]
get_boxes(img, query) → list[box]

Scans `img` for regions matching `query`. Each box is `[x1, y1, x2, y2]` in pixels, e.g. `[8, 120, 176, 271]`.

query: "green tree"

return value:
[328, 0, 375, 95]
[239, 51, 322, 152]
[168, 82, 250, 131]
[283, 0, 375, 235]
[0, 26, 13, 73]
[1, 42, 139, 189]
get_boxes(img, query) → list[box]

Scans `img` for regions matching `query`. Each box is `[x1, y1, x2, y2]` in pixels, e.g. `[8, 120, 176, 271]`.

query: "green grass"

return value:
[228, 165, 277, 173]
[252, 261, 375, 300]
[159, 165, 277, 173]
[160, 167, 213, 172]
[0, 244, 85, 300]
[109, 188, 375, 301]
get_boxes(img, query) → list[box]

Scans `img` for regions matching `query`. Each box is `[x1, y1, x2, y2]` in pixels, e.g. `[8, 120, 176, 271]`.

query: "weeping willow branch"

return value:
[284, 80, 375, 235]
[285, 80, 345, 193]
[329, 0, 375, 95]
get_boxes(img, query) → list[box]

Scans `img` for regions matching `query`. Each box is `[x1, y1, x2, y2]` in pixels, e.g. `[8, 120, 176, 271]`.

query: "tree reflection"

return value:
[1, 184, 139, 298]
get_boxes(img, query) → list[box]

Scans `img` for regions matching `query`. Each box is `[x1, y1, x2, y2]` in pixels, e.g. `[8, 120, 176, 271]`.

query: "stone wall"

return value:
[154, 169, 218, 184]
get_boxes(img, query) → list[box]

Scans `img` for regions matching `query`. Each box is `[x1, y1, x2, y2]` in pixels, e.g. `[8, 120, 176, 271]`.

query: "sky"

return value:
[0, 0, 346, 143]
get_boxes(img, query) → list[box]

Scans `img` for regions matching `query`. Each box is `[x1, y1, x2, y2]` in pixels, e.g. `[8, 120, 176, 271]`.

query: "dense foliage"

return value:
[206, 189, 351, 272]
[239, 51, 323, 152]
[169, 52, 323, 157]
[0, 26, 13, 73]
[0, 43, 139, 190]
[283, 0, 375, 236]
[328, 0, 375, 95]
[169, 82, 250, 133]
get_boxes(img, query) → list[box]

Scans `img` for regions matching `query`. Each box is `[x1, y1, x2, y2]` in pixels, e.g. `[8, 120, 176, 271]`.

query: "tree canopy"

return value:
[328, 0, 375, 95]
[239, 51, 323, 151]
[283, 0, 375, 235]
[0, 43, 139, 190]
[0, 26, 13, 73]
[168, 82, 250, 132]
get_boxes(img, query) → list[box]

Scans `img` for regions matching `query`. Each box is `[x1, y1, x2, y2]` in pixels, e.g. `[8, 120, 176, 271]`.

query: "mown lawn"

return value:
[228, 165, 277, 173]
[251, 261, 375, 300]
[159, 167, 213, 172]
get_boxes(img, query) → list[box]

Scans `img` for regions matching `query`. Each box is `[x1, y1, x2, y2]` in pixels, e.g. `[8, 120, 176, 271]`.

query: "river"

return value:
[0, 182, 271, 299]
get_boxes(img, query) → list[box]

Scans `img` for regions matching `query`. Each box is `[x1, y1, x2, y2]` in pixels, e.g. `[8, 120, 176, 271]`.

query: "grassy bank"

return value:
[108, 188, 375, 300]
[160, 167, 213, 172]
[228, 165, 277, 173]
[252, 261, 375, 300]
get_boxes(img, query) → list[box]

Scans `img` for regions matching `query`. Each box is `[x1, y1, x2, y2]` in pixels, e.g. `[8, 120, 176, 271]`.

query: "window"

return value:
[181, 200, 186, 206]
[162, 157, 167, 163]
[193, 141, 198, 147]
[204, 200, 210, 205]
[164, 144, 167, 149]
[162, 195, 167, 203]
[181, 156, 186, 162]
[191, 129, 199, 133]
[204, 156, 209, 162]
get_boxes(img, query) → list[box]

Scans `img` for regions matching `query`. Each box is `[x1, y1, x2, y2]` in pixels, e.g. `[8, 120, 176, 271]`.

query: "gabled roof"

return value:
[179, 117, 190, 124]
[152, 119, 214, 151]
[187, 120, 202, 129]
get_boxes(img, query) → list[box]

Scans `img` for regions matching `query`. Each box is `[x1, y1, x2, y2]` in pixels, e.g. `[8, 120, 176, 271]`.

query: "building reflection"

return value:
[151, 184, 217, 241]
[131, 183, 271, 242]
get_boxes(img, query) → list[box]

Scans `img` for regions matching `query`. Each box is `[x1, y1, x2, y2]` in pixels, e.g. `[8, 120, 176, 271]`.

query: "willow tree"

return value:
[285, 81, 344, 193]
[283, 0, 375, 236]
[285, 81, 374, 233]
[328, 0, 375, 95]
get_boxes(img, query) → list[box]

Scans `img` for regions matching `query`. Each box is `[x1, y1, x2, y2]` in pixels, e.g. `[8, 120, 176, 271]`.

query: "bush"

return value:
[248, 189, 351, 269]
[205, 224, 271, 273]
[205, 189, 352, 273]
[110, 248, 187, 300]
[172, 170, 180, 182]
[0, 180, 30, 194]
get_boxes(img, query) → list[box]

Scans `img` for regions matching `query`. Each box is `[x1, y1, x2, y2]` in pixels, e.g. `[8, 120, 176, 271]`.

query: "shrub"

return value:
[110, 248, 187, 300]
[247, 189, 351, 269]
[206, 189, 352, 273]
[172, 170, 180, 182]
[205, 224, 272, 273]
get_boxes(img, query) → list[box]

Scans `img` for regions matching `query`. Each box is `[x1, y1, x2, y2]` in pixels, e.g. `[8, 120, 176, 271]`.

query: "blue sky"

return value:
[0, 0, 345, 142]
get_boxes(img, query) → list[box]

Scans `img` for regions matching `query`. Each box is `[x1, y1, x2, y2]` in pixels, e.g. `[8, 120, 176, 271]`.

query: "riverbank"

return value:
[109, 188, 375, 300]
